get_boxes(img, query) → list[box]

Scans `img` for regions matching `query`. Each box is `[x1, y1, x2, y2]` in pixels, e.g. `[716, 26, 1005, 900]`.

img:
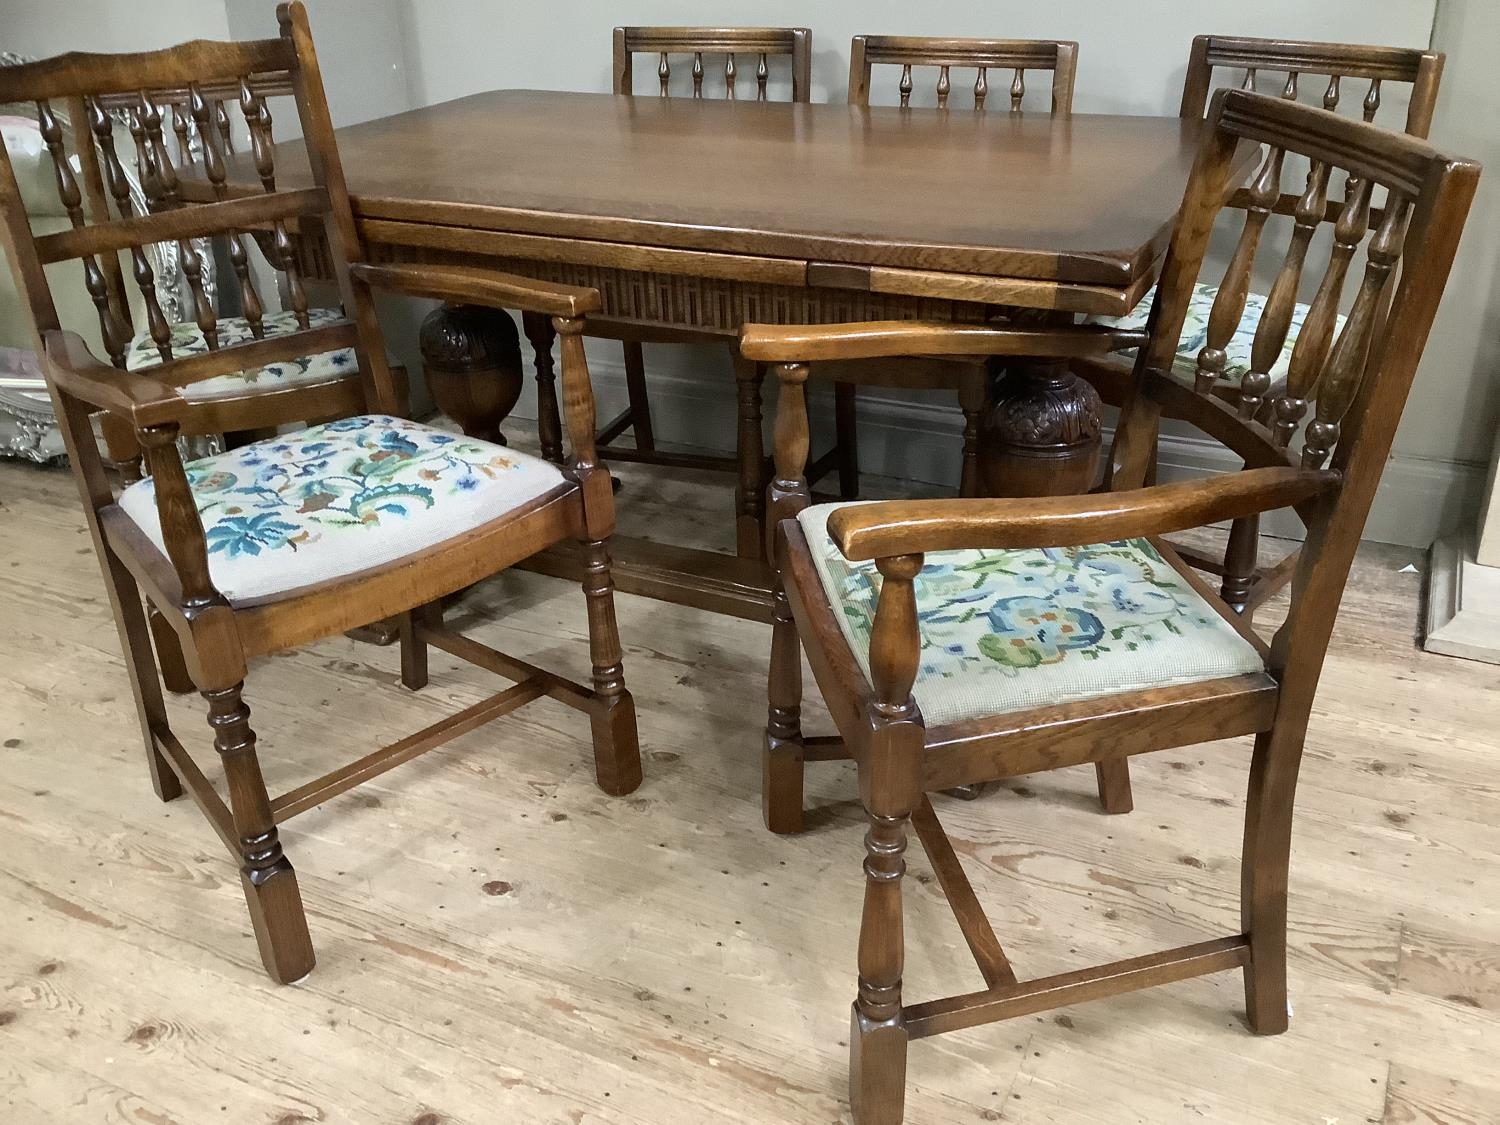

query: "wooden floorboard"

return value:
[1, 444, 1498, 1124]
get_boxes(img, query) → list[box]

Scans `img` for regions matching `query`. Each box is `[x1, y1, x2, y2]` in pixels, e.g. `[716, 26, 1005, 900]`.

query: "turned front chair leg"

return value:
[580, 537, 643, 797]
[204, 683, 315, 984]
[851, 803, 913, 1125]
[522, 310, 565, 464]
[764, 579, 806, 834]
[1240, 726, 1303, 1035]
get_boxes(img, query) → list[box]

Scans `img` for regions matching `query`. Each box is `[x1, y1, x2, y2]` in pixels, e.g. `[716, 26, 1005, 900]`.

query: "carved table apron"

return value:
[237, 91, 1220, 622]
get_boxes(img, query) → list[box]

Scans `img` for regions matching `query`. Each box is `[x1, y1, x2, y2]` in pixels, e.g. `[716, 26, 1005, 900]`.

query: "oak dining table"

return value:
[236, 88, 1230, 623]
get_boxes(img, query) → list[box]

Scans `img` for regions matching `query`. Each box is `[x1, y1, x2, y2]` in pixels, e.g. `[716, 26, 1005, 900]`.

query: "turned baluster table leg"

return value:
[975, 319, 1130, 813]
[418, 303, 524, 444]
[523, 310, 565, 464]
[977, 351, 1104, 499]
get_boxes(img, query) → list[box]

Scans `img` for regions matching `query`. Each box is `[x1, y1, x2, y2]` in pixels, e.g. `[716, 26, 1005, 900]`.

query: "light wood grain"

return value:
[2, 447, 1498, 1122]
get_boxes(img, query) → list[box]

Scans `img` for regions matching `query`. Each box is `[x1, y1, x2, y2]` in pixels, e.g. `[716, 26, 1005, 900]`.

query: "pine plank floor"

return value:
[1, 447, 1498, 1125]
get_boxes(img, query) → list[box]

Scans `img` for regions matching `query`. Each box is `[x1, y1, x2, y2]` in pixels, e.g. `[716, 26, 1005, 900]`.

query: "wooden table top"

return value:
[272, 90, 1216, 293]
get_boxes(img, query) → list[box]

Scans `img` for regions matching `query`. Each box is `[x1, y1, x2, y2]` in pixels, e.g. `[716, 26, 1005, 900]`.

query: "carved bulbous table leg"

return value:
[343, 304, 527, 651]
[418, 303, 524, 444]
[978, 356, 1103, 498]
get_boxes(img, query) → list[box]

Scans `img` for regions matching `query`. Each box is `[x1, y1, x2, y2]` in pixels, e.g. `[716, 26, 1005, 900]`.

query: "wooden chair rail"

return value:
[32, 187, 328, 264]
[1194, 36, 1437, 85]
[738, 321, 1146, 363]
[43, 330, 185, 427]
[1213, 90, 1443, 198]
[0, 38, 296, 101]
[270, 681, 545, 822]
[144, 322, 359, 388]
[349, 261, 601, 318]
[903, 935, 1251, 1040]
[823, 466, 1340, 561]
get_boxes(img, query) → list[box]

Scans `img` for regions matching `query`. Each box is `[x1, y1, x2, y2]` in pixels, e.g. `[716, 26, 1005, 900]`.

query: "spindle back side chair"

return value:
[591, 26, 851, 551]
[745, 88, 1478, 1123]
[829, 35, 1079, 508]
[0, 1, 642, 984]
[847, 35, 1078, 112]
[1087, 36, 1445, 615]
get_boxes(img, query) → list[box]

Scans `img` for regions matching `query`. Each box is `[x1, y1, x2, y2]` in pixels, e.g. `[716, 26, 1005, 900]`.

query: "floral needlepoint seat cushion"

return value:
[117, 415, 568, 602]
[1086, 281, 1345, 391]
[125, 307, 358, 400]
[797, 504, 1266, 727]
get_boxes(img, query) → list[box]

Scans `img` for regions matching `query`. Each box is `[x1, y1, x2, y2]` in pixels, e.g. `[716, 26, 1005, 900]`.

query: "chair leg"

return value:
[1095, 759, 1134, 814]
[621, 340, 656, 452]
[957, 372, 985, 499]
[1240, 726, 1303, 1035]
[764, 580, 805, 834]
[101, 550, 182, 803]
[580, 537, 643, 797]
[1220, 513, 1260, 621]
[399, 601, 436, 691]
[204, 683, 315, 984]
[834, 381, 860, 500]
[733, 353, 767, 560]
[850, 804, 913, 1125]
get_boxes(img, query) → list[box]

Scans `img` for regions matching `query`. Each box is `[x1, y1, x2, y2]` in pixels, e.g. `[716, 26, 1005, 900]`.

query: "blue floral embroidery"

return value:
[134, 416, 525, 561]
[821, 534, 1230, 678]
[125, 308, 357, 400]
[204, 513, 301, 558]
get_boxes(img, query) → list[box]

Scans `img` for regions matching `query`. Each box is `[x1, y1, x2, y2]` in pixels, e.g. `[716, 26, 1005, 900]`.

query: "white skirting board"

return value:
[496, 350, 1491, 551]
[1424, 534, 1500, 665]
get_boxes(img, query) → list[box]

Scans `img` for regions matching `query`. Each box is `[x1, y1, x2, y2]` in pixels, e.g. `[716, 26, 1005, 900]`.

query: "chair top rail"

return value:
[853, 35, 1076, 69]
[0, 38, 296, 103]
[1197, 35, 1440, 84]
[616, 27, 810, 53]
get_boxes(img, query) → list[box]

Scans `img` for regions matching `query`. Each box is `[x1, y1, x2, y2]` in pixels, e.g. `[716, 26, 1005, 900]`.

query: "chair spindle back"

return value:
[848, 36, 1078, 113]
[613, 27, 812, 103]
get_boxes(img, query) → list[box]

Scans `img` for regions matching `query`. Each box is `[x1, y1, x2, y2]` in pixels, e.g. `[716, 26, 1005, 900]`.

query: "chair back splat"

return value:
[848, 35, 1078, 113]
[613, 26, 812, 103]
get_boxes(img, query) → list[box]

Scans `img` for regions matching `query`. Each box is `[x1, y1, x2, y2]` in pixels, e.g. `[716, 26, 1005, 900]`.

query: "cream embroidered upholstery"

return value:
[117, 415, 567, 602]
[125, 307, 357, 400]
[797, 504, 1266, 727]
[1088, 282, 1345, 390]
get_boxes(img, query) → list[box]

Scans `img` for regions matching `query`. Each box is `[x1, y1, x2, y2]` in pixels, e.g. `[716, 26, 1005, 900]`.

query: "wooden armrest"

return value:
[43, 331, 186, 429]
[738, 321, 1147, 363]
[349, 262, 601, 318]
[825, 467, 1340, 561]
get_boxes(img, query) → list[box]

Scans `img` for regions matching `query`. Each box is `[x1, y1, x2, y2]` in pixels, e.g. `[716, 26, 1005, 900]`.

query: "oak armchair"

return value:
[746, 88, 1478, 1124]
[0, 2, 640, 983]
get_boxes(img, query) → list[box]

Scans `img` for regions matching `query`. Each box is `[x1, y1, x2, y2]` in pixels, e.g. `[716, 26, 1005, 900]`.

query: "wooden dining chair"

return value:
[1085, 35, 1445, 620]
[830, 36, 1080, 501]
[745, 88, 1478, 1123]
[0, 1, 642, 984]
[594, 26, 850, 557]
